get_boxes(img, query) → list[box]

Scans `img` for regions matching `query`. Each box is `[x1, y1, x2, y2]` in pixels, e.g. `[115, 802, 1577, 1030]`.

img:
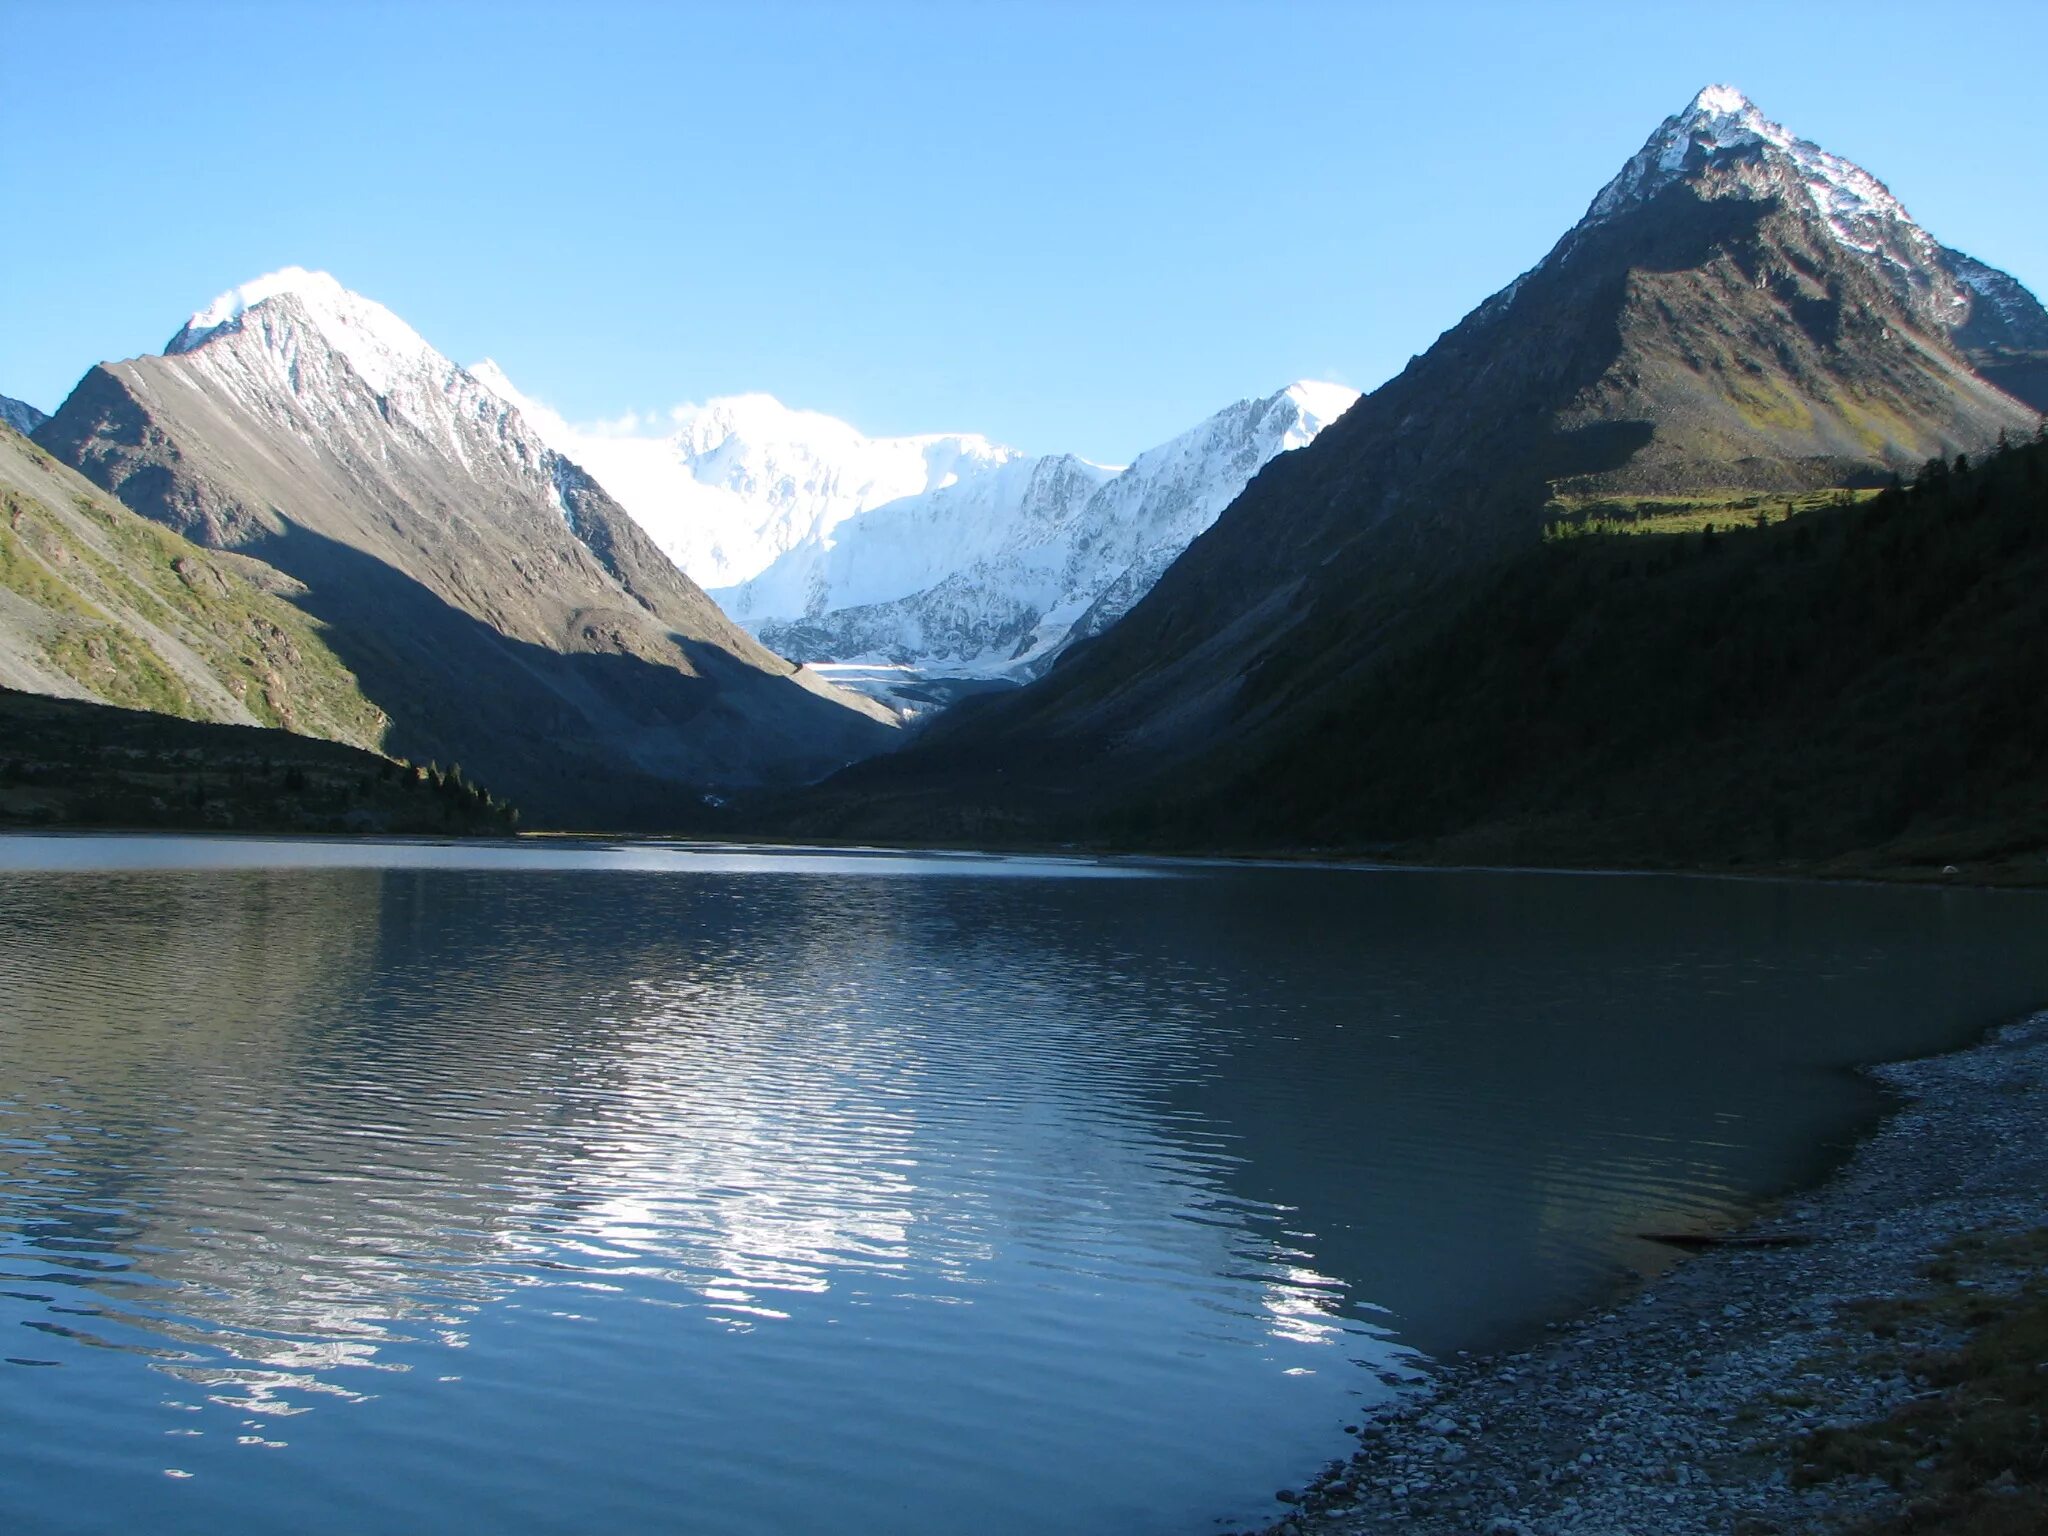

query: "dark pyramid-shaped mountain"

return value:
[36, 270, 897, 824]
[810, 87, 2046, 834]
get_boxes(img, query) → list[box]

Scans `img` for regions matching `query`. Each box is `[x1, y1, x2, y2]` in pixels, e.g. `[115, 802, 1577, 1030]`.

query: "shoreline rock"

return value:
[1245, 1011, 2048, 1536]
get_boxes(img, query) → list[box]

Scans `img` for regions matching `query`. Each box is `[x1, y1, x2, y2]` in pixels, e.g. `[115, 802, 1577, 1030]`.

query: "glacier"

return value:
[467, 365, 1030, 594]
[479, 369, 1359, 692]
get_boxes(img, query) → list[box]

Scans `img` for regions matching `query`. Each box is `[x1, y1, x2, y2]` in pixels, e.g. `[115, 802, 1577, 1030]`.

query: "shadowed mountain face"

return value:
[0, 687, 516, 834]
[811, 88, 2045, 820]
[0, 394, 47, 436]
[35, 273, 896, 826]
[1949, 250, 2048, 412]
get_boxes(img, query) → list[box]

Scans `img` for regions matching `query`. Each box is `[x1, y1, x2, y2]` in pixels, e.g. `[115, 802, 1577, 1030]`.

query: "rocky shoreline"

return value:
[1248, 1011, 2048, 1536]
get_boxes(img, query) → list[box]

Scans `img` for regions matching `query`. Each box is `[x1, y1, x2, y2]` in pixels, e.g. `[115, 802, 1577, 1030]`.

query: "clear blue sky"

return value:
[4, 0, 2044, 462]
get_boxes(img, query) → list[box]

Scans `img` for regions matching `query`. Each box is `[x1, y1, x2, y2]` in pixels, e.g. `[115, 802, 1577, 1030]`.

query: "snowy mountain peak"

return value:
[154, 275, 607, 526]
[1946, 252, 2048, 348]
[469, 357, 566, 432]
[668, 393, 1019, 484]
[470, 368, 1040, 590]
[1281, 380, 1359, 436]
[1684, 83, 1759, 120]
[467, 356, 525, 403]
[1586, 86, 1923, 262]
[166, 267, 447, 399]
[463, 355, 1356, 693]
[725, 378, 1363, 684]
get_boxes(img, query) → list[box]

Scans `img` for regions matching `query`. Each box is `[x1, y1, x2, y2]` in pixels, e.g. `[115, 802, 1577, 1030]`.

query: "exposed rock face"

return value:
[35, 271, 896, 824]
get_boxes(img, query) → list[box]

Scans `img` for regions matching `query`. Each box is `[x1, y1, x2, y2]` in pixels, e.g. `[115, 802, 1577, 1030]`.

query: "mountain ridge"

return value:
[468, 365, 1035, 594]
[742, 381, 1357, 681]
[0, 395, 46, 436]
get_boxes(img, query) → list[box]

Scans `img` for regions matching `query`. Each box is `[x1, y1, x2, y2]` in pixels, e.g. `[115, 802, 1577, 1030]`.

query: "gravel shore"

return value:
[1252, 1010, 2048, 1536]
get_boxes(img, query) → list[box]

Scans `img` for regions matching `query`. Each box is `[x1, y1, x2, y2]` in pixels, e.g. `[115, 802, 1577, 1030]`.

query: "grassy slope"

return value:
[0, 424, 385, 744]
[0, 687, 516, 835]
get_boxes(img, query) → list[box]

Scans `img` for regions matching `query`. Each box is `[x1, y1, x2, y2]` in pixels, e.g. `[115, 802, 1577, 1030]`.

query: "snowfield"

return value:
[478, 368, 1358, 682]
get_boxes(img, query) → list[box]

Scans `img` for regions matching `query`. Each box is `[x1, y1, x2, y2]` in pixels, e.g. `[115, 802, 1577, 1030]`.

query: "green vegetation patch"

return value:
[44, 624, 194, 717]
[1543, 486, 1879, 539]
[4, 470, 388, 750]
[0, 510, 101, 619]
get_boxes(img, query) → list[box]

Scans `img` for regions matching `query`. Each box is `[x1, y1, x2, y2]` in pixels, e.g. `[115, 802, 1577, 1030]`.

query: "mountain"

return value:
[1948, 250, 2048, 411]
[34, 269, 896, 825]
[730, 382, 1358, 681]
[1585, 86, 2048, 413]
[466, 367, 1026, 592]
[1, 420, 384, 743]
[480, 366, 1357, 686]
[799, 86, 2048, 842]
[0, 395, 47, 435]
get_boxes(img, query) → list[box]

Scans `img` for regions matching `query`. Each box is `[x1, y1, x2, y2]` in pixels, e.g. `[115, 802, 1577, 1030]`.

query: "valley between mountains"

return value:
[3, 86, 2044, 877]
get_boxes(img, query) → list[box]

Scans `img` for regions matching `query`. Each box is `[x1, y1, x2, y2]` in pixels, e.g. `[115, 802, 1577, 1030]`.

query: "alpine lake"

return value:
[3, 835, 2046, 1535]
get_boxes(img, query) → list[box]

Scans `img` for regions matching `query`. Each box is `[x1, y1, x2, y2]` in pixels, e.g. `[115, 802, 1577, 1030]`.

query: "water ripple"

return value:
[2, 838, 2046, 1535]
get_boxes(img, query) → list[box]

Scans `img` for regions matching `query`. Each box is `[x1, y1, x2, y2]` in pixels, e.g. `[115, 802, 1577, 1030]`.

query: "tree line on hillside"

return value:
[0, 688, 521, 836]
[1123, 424, 2048, 872]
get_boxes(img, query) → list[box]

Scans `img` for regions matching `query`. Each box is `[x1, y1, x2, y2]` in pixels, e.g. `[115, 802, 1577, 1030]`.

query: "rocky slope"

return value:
[35, 271, 896, 824]
[0, 422, 385, 744]
[806, 86, 2045, 833]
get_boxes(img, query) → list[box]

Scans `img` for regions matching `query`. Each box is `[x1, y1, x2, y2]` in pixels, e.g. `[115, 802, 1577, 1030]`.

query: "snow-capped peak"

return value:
[1586, 85, 1925, 263]
[721, 377, 1363, 684]
[461, 366, 1037, 589]
[1686, 83, 1754, 120]
[665, 393, 1021, 500]
[167, 267, 445, 398]
[157, 272, 587, 500]
[1282, 380, 1358, 436]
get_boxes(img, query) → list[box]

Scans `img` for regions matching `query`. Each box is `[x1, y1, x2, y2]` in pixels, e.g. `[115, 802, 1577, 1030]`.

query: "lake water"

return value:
[2, 835, 2045, 1535]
